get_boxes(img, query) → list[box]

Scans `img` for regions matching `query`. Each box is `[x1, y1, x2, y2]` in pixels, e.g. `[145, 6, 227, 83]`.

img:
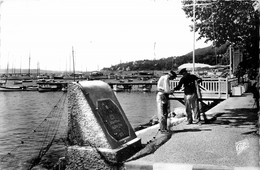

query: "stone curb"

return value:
[124, 161, 260, 170]
[135, 124, 159, 136]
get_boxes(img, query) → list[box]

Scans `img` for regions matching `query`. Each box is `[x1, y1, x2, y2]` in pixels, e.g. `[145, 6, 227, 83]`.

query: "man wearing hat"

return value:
[156, 70, 177, 133]
[174, 68, 202, 124]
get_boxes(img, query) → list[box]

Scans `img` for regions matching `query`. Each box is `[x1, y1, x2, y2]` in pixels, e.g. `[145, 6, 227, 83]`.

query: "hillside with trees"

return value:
[103, 43, 230, 71]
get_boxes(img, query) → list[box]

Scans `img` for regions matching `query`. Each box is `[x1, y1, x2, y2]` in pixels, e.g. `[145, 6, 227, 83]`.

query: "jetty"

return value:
[170, 77, 239, 100]
[108, 77, 242, 112]
[107, 77, 240, 100]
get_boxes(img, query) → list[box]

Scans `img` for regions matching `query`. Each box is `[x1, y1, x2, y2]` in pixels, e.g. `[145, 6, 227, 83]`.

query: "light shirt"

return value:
[157, 74, 171, 93]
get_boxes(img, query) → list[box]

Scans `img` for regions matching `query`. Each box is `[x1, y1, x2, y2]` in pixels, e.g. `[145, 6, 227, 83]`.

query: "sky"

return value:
[0, 0, 211, 72]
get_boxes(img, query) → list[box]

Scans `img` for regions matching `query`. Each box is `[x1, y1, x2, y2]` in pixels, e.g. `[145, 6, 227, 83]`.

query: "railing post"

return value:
[226, 77, 229, 99]
[218, 78, 221, 98]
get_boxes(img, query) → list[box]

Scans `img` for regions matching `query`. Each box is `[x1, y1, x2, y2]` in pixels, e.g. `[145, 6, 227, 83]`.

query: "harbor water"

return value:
[0, 88, 184, 169]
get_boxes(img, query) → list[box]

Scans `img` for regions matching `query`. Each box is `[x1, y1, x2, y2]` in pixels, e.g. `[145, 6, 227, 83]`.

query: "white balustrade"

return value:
[170, 77, 238, 100]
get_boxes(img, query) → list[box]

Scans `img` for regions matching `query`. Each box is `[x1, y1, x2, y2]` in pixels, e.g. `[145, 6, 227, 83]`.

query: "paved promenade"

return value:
[125, 93, 259, 170]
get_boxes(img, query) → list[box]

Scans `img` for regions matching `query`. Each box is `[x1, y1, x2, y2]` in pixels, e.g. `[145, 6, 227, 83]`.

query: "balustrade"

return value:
[170, 77, 238, 100]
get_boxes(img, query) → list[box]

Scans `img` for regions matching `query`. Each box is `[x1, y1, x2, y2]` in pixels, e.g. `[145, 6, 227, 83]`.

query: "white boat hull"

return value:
[0, 86, 25, 92]
[113, 86, 124, 92]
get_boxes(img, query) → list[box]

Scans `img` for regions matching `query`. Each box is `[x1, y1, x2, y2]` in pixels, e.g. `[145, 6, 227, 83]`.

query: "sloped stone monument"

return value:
[66, 80, 142, 170]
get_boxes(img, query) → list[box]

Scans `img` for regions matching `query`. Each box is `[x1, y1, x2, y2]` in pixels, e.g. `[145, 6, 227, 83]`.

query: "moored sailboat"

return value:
[13, 80, 23, 84]
[0, 85, 26, 92]
[113, 85, 125, 92]
[38, 84, 59, 92]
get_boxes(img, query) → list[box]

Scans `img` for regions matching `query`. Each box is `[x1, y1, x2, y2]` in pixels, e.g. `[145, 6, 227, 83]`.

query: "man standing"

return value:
[174, 68, 202, 124]
[157, 70, 177, 133]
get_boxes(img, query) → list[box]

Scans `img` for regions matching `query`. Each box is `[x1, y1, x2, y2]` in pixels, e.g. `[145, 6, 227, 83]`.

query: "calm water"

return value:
[0, 88, 183, 169]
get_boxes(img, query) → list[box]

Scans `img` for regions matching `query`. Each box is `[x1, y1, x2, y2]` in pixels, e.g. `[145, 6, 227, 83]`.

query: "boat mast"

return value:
[28, 54, 31, 76]
[0, 1, 3, 72]
[72, 46, 75, 82]
[5, 62, 8, 83]
[37, 61, 40, 76]
[20, 56, 22, 75]
[192, 0, 195, 74]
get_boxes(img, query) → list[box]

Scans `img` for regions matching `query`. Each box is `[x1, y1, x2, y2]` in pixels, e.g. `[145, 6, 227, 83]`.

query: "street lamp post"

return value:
[184, 1, 212, 74]
[192, 0, 196, 74]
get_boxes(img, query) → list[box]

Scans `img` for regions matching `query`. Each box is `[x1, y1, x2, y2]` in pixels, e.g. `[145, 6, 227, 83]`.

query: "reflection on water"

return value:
[0, 90, 183, 169]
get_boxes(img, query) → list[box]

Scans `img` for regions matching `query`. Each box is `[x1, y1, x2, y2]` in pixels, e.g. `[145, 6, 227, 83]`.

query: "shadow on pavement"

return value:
[242, 130, 259, 136]
[171, 128, 212, 133]
[126, 133, 172, 162]
[207, 108, 258, 130]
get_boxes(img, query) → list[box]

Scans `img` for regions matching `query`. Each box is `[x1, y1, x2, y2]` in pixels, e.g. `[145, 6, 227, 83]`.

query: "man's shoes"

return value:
[186, 122, 192, 125]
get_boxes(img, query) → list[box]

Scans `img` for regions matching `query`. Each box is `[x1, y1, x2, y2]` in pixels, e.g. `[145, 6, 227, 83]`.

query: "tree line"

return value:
[103, 43, 230, 71]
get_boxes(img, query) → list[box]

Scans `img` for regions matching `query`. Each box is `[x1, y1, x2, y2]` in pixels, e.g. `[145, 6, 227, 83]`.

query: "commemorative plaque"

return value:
[97, 99, 129, 141]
